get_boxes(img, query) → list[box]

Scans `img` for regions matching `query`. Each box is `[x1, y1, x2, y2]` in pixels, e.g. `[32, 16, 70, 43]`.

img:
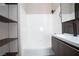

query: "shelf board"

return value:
[5, 3, 18, 5]
[3, 52, 18, 56]
[0, 15, 17, 23]
[0, 38, 18, 47]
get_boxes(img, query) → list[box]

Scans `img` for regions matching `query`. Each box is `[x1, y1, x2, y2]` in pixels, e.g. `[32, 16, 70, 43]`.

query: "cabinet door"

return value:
[52, 37, 79, 56]
[52, 37, 64, 55]
[52, 37, 60, 55]
[58, 39, 79, 56]
[9, 5, 18, 21]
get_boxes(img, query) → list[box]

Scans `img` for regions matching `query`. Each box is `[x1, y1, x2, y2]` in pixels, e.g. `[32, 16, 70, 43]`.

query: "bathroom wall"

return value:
[52, 5, 62, 34]
[19, 3, 62, 55]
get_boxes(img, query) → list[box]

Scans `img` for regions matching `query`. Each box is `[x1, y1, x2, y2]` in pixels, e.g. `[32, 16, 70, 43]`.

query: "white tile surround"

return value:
[18, 3, 62, 56]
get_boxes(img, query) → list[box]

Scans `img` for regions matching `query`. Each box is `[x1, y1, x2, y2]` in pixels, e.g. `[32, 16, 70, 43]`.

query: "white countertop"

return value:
[52, 33, 79, 48]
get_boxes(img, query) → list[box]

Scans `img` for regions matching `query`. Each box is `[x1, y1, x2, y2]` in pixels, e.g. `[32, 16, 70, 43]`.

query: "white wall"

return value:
[19, 3, 62, 55]
[52, 6, 62, 34]
[22, 3, 59, 14]
[20, 14, 53, 49]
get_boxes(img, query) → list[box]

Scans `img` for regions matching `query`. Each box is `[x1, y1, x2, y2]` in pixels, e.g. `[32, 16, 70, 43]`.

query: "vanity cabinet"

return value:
[52, 36, 79, 56]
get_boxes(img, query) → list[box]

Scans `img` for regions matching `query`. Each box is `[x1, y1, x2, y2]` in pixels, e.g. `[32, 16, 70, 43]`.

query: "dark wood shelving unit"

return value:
[0, 15, 18, 56]
[0, 4, 18, 56]
[0, 15, 17, 23]
[0, 38, 18, 47]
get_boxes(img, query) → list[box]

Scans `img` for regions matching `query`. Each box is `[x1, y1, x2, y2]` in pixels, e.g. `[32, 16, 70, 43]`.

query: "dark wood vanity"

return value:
[52, 36, 79, 56]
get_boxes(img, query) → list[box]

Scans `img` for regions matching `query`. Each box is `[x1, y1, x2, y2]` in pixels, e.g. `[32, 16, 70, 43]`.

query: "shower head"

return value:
[51, 10, 55, 14]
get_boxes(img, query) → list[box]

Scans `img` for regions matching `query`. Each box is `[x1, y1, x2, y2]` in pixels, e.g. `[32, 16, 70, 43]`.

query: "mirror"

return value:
[61, 3, 75, 22]
[61, 3, 77, 36]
